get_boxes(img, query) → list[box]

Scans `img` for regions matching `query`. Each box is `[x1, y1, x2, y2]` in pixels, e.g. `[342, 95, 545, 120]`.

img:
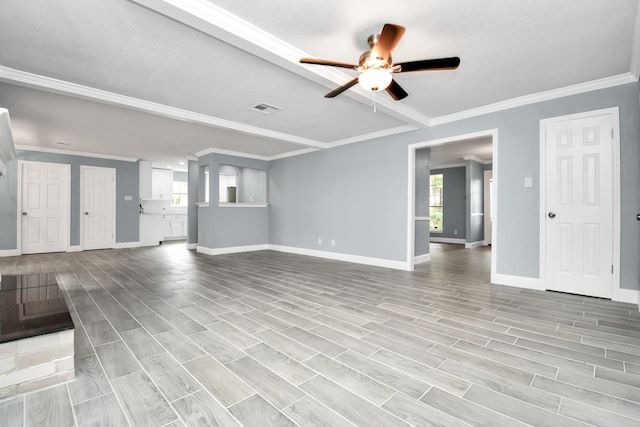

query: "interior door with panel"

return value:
[543, 111, 614, 298]
[20, 161, 70, 254]
[82, 166, 116, 250]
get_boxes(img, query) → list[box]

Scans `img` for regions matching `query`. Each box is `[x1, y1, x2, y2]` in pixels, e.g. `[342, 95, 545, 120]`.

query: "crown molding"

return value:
[0, 66, 325, 149]
[15, 145, 139, 162]
[430, 73, 637, 126]
[195, 147, 271, 161]
[328, 125, 418, 148]
[268, 147, 319, 160]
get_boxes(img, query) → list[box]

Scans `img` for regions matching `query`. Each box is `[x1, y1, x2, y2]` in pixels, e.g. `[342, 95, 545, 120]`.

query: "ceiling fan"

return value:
[300, 23, 460, 100]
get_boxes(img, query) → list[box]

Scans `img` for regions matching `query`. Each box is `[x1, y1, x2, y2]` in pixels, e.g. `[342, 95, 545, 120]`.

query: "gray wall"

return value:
[269, 137, 408, 261]
[466, 159, 484, 243]
[0, 150, 139, 250]
[268, 82, 640, 290]
[198, 153, 269, 249]
[414, 148, 430, 256]
[187, 160, 199, 245]
[430, 167, 466, 239]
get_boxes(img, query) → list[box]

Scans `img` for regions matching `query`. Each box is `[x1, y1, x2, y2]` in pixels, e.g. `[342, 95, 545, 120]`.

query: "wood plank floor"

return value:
[1, 242, 640, 426]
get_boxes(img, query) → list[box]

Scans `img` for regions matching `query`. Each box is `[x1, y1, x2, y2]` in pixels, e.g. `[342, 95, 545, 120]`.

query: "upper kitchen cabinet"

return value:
[152, 168, 173, 200]
[139, 160, 173, 200]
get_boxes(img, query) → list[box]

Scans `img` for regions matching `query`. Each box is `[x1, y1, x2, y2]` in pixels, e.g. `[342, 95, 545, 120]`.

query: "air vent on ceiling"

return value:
[250, 103, 283, 115]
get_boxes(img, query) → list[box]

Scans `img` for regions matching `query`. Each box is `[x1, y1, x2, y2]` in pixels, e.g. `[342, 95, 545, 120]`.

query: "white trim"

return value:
[269, 245, 411, 271]
[539, 107, 620, 299]
[114, 242, 140, 249]
[492, 274, 544, 291]
[414, 254, 431, 265]
[0, 249, 19, 257]
[430, 237, 466, 245]
[414, 216, 429, 221]
[462, 154, 489, 164]
[630, 4, 640, 79]
[67, 246, 82, 252]
[431, 163, 466, 170]
[0, 66, 324, 150]
[186, 243, 197, 250]
[465, 241, 484, 249]
[16, 145, 138, 162]
[196, 147, 272, 161]
[612, 288, 639, 305]
[408, 128, 499, 284]
[328, 125, 418, 148]
[218, 203, 269, 208]
[197, 244, 269, 256]
[269, 147, 319, 161]
[470, 213, 484, 217]
[430, 74, 636, 126]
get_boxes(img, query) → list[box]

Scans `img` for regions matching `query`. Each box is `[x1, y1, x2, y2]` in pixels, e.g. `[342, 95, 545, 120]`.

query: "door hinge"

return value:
[611, 128, 614, 138]
[611, 264, 614, 274]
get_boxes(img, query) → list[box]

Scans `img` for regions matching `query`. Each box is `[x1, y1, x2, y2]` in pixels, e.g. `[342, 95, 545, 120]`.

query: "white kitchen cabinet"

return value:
[139, 214, 162, 246]
[162, 214, 187, 239]
[152, 168, 173, 200]
[139, 160, 152, 200]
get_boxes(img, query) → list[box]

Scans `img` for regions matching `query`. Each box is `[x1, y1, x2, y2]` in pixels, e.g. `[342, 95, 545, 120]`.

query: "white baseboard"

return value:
[612, 287, 639, 304]
[186, 243, 197, 250]
[430, 237, 465, 244]
[268, 245, 411, 271]
[0, 249, 19, 257]
[114, 242, 140, 249]
[465, 241, 484, 249]
[67, 246, 82, 252]
[414, 253, 431, 265]
[492, 273, 544, 290]
[197, 244, 269, 256]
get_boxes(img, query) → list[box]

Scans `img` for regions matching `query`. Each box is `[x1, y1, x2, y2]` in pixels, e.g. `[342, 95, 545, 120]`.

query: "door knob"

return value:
[548, 212, 556, 219]
[84, 212, 89, 215]
[22, 212, 27, 216]
[637, 213, 640, 221]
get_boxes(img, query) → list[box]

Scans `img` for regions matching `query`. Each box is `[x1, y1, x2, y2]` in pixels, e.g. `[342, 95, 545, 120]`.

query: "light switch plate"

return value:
[524, 177, 533, 188]
[124, 195, 133, 201]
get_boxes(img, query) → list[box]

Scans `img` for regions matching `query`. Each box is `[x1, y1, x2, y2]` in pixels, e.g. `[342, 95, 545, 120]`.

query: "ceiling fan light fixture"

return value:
[358, 69, 392, 92]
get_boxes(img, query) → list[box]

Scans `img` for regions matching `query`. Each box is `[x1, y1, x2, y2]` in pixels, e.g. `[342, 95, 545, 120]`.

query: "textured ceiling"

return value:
[0, 0, 637, 169]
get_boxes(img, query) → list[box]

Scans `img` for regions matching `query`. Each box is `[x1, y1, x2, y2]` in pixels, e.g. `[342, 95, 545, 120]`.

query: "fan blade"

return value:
[376, 24, 406, 60]
[300, 58, 358, 70]
[325, 77, 359, 98]
[394, 57, 460, 73]
[385, 79, 408, 100]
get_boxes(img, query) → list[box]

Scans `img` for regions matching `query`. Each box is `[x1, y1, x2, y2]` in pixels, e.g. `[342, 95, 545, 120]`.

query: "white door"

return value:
[82, 166, 115, 250]
[21, 162, 69, 254]
[483, 170, 493, 246]
[543, 112, 614, 298]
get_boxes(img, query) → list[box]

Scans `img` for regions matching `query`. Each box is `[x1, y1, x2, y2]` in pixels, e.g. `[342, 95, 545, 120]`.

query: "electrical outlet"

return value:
[331, 240, 336, 247]
[453, 229, 457, 235]
[317, 238, 322, 245]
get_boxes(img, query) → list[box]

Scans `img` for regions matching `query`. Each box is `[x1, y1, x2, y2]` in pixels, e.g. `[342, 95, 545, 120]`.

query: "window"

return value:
[172, 180, 188, 207]
[430, 173, 444, 231]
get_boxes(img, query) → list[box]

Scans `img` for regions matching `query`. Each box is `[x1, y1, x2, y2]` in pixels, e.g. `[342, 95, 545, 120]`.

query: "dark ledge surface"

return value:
[0, 273, 74, 344]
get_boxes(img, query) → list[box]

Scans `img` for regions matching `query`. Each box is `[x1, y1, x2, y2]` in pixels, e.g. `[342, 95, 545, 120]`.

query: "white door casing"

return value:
[541, 108, 618, 298]
[484, 169, 493, 246]
[20, 161, 70, 254]
[82, 166, 116, 250]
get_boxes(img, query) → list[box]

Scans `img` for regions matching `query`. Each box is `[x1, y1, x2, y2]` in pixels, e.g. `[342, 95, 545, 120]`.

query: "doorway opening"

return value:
[407, 129, 497, 283]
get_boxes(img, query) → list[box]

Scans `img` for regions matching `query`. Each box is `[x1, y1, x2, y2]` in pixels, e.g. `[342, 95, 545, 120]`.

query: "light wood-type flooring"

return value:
[1, 242, 640, 426]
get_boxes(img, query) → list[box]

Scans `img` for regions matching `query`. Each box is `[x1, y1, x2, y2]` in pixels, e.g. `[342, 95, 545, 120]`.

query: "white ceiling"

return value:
[0, 0, 638, 170]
